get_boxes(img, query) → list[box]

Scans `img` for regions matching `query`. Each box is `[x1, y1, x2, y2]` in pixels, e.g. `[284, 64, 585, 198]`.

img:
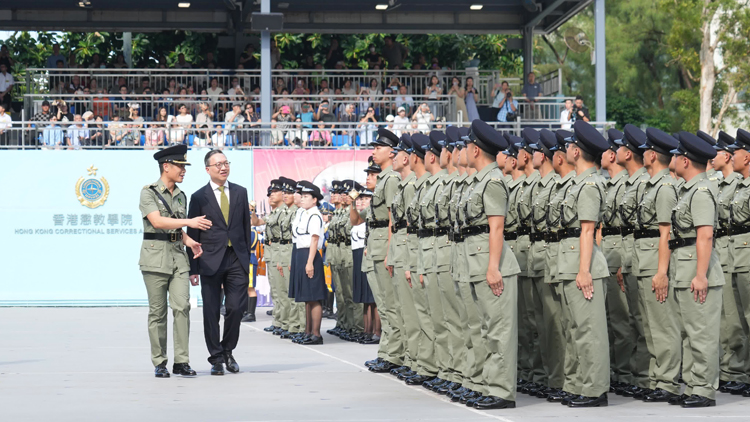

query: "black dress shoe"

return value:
[397, 370, 417, 380]
[568, 393, 608, 407]
[224, 354, 239, 373]
[241, 312, 256, 322]
[522, 382, 542, 395]
[517, 378, 527, 386]
[326, 327, 341, 336]
[727, 382, 749, 395]
[536, 387, 556, 399]
[365, 357, 383, 368]
[633, 388, 653, 400]
[274, 328, 285, 336]
[211, 362, 225, 376]
[620, 385, 640, 397]
[643, 388, 677, 402]
[300, 335, 324, 345]
[390, 366, 410, 376]
[154, 363, 170, 378]
[474, 395, 516, 409]
[264, 325, 277, 332]
[370, 361, 396, 373]
[437, 382, 461, 395]
[360, 335, 380, 345]
[547, 389, 569, 402]
[465, 394, 485, 407]
[266, 309, 273, 316]
[459, 390, 481, 404]
[450, 386, 469, 401]
[668, 394, 689, 405]
[293, 333, 311, 344]
[405, 375, 433, 385]
[172, 363, 196, 376]
[424, 377, 443, 388]
[741, 386, 750, 397]
[680, 394, 716, 408]
[613, 383, 631, 395]
[561, 394, 579, 406]
[279, 331, 293, 338]
[430, 379, 451, 391]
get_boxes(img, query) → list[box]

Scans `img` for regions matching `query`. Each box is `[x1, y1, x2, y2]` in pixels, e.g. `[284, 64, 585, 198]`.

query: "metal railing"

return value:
[24, 68, 564, 106]
[0, 119, 616, 150]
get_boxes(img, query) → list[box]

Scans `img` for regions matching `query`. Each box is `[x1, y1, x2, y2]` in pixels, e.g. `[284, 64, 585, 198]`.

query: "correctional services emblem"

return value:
[75, 165, 110, 209]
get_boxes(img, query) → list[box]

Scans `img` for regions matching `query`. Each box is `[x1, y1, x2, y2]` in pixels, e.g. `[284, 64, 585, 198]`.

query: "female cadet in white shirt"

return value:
[290, 181, 326, 345]
[350, 182, 378, 343]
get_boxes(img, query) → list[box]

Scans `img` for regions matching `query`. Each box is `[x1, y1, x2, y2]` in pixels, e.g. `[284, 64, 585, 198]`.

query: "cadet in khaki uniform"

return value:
[612, 125, 651, 396]
[332, 181, 363, 339]
[728, 128, 750, 398]
[417, 131, 454, 387]
[278, 177, 305, 338]
[697, 131, 723, 189]
[253, 180, 288, 334]
[325, 182, 343, 335]
[556, 120, 611, 407]
[669, 131, 724, 407]
[387, 135, 421, 377]
[401, 133, 439, 384]
[631, 129, 682, 402]
[544, 130, 578, 403]
[526, 130, 563, 399]
[599, 129, 633, 389]
[357, 128, 403, 373]
[460, 120, 521, 410]
[140, 144, 208, 378]
[706, 132, 747, 393]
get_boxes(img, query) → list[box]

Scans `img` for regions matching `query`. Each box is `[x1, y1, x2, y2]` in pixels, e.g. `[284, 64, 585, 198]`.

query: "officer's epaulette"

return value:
[491, 178, 502, 181]
[585, 181, 596, 185]
[697, 186, 709, 190]
[143, 185, 152, 189]
[639, 180, 648, 183]
[662, 182, 673, 186]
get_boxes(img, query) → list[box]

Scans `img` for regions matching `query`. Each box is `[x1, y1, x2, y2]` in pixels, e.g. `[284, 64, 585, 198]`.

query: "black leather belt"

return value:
[544, 231, 560, 243]
[559, 228, 581, 240]
[449, 230, 464, 243]
[715, 227, 729, 238]
[144, 232, 183, 242]
[731, 226, 750, 236]
[669, 237, 697, 250]
[279, 239, 291, 245]
[634, 229, 660, 239]
[270, 237, 281, 243]
[601, 227, 623, 237]
[517, 226, 531, 236]
[392, 220, 407, 233]
[417, 228, 435, 238]
[531, 232, 545, 243]
[621, 226, 635, 236]
[462, 225, 490, 238]
[368, 220, 389, 229]
[504, 232, 518, 241]
[434, 226, 450, 237]
[343, 239, 352, 246]
[407, 226, 418, 235]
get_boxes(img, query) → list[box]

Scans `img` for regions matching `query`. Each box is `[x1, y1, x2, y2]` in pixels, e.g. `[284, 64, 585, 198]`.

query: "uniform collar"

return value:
[376, 164, 394, 180]
[626, 166, 649, 185]
[607, 168, 628, 186]
[443, 170, 458, 182]
[475, 162, 499, 182]
[539, 170, 557, 186]
[557, 170, 575, 185]
[400, 172, 416, 186]
[741, 176, 750, 187]
[573, 166, 598, 183]
[720, 171, 743, 186]
[647, 168, 671, 186]
[414, 172, 430, 188]
[154, 178, 180, 197]
[509, 173, 526, 188]
[427, 168, 446, 183]
[523, 170, 540, 186]
[455, 172, 469, 183]
[682, 172, 707, 190]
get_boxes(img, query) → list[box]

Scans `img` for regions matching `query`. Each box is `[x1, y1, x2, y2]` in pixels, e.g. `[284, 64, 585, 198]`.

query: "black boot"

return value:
[242, 296, 257, 322]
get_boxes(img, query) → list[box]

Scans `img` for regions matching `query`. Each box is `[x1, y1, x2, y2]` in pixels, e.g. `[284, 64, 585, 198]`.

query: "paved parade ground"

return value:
[1, 307, 748, 422]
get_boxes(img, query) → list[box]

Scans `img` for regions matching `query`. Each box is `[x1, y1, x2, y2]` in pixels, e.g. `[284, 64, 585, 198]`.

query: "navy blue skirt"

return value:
[352, 248, 375, 304]
[288, 244, 298, 298]
[292, 247, 327, 303]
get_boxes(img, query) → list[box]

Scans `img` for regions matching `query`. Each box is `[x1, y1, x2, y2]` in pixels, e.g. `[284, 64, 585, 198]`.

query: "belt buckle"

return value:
[170, 232, 178, 242]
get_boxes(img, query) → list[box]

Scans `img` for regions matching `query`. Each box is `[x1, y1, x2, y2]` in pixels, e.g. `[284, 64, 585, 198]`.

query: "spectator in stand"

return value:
[139, 87, 154, 120]
[112, 53, 128, 69]
[309, 121, 332, 147]
[88, 78, 99, 94]
[339, 103, 358, 144]
[216, 93, 232, 121]
[54, 101, 74, 125]
[572, 95, 590, 122]
[239, 44, 258, 69]
[325, 39, 346, 69]
[299, 102, 315, 129]
[365, 44, 383, 69]
[174, 53, 192, 69]
[168, 103, 193, 145]
[0, 45, 14, 70]
[113, 85, 131, 117]
[65, 114, 89, 149]
[464, 77, 480, 121]
[447, 76, 468, 123]
[243, 103, 261, 146]
[288, 117, 307, 147]
[358, 107, 378, 146]
[120, 118, 142, 147]
[42, 116, 63, 148]
[316, 100, 336, 126]
[275, 89, 294, 115]
[560, 99, 573, 129]
[29, 99, 53, 141]
[496, 88, 518, 123]
[46, 44, 67, 68]
[165, 78, 178, 95]
[193, 102, 213, 147]
[202, 51, 217, 68]
[381, 36, 408, 69]
[358, 88, 371, 114]
[273, 105, 294, 141]
[92, 88, 111, 120]
[270, 119, 285, 146]
[424, 75, 442, 115]
[224, 103, 245, 146]
[341, 79, 358, 97]
[207, 78, 223, 105]
[88, 115, 106, 147]
[521, 71, 542, 119]
[393, 84, 414, 115]
[0, 104, 11, 146]
[107, 115, 124, 147]
[412, 103, 433, 134]
[293, 79, 310, 98]
[145, 117, 167, 149]
[318, 79, 330, 94]
[128, 104, 144, 137]
[109, 76, 128, 95]
[67, 75, 84, 94]
[150, 107, 170, 143]
[67, 53, 80, 69]
[0, 63, 14, 110]
[382, 87, 397, 118]
[393, 106, 410, 136]
[491, 80, 510, 108]
[385, 114, 395, 132]
[134, 77, 150, 94]
[88, 53, 105, 69]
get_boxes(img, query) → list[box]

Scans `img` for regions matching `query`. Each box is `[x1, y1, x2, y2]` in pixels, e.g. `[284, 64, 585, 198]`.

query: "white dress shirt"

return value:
[209, 180, 230, 208]
[351, 223, 366, 250]
[293, 207, 324, 249]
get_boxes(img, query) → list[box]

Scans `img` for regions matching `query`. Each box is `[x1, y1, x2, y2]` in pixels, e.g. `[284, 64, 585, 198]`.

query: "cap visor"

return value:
[669, 148, 682, 155]
[613, 139, 626, 146]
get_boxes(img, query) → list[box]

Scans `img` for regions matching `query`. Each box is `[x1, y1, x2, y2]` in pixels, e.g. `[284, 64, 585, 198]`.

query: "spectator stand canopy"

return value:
[0, 0, 605, 122]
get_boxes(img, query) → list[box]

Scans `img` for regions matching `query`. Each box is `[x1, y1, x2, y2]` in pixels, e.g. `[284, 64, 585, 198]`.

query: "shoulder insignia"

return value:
[662, 182, 673, 186]
[697, 186, 708, 190]
[640, 180, 648, 183]
[143, 185, 151, 189]
[585, 181, 596, 185]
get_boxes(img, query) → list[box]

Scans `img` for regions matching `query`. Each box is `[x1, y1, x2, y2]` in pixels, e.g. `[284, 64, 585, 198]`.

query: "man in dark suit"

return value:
[187, 150, 253, 376]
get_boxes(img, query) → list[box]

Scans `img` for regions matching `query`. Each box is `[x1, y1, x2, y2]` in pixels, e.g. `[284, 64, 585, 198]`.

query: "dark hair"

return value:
[159, 162, 166, 174]
[501, 80, 508, 86]
[580, 148, 596, 163]
[204, 150, 226, 167]
[575, 95, 583, 101]
[655, 151, 671, 166]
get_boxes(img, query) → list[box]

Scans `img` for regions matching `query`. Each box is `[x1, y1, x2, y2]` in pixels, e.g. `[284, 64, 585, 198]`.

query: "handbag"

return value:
[504, 101, 517, 122]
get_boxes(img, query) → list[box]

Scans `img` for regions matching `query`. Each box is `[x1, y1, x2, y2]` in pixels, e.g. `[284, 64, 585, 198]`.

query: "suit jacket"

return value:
[187, 181, 252, 277]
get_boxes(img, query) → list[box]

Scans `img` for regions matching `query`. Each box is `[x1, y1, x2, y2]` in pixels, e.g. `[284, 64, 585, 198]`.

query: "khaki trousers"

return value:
[143, 270, 191, 367]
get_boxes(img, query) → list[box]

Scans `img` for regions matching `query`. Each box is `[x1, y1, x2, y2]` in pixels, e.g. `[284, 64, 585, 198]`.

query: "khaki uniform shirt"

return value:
[716, 172, 742, 272]
[556, 166, 609, 281]
[670, 172, 723, 288]
[367, 165, 401, 261]
[278, 204, 296, 266]
[138, 178, 189, 275]
[617, 166, 650, 274]
[407, 172, 431, 275]
[458, 162, 520, 283]
[601, 169, 628, 272]
[433, 170, 458, 272]
[730, 176, 750, 273]
[264, 206, 283, 264]
[633, 169, 677, 278]
[449, 172, 470, 282]
[418, 169, 447, 275]
[390, 172, 416, 269]
[514, 171, 540, 276]
[528, 170, 559, 279]
[545, 170, 576, 284]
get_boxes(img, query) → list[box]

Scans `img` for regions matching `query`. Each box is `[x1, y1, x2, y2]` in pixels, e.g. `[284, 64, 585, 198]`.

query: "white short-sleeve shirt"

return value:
[351, 222, 366, 250]
[293, 207, 324, 249]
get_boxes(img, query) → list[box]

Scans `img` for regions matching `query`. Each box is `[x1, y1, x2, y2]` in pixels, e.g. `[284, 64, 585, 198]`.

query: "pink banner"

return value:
[252, 149, 373, 209]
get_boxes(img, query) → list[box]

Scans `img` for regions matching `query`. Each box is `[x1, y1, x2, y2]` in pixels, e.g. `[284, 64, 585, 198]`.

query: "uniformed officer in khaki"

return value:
[600, 129, 634, 389]
[633, 128, 682, 402]
[255, 180, 288, 334]
[612, 125, 651, 395]
[706, 132, 748, 393]
[278, 177, 305, 337]
[669, 131, 724, 407]
[527, 129, 563, 399]
[727, 128, 750, 398]
[325, 181, 343, 334]
[386, 134, 420, 378]
[556, 120, 611, 407]
[140, 144, 209, 378]
[460, 119, 520, 410]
